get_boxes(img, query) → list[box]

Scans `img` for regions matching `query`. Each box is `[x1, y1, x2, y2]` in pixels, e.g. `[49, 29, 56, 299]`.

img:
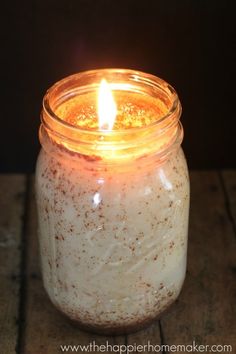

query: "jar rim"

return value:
[42, 68, 181, 137]
[41, 68, 182, 163]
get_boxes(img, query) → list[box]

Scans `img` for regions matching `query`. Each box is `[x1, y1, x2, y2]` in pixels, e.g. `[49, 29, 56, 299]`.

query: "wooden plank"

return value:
[0, 174, 26, 354]
[159, 171, 236, 352]
[222, 170, 236, 227]
[22, 176, 126, 354]
[127, 322, 162, 353]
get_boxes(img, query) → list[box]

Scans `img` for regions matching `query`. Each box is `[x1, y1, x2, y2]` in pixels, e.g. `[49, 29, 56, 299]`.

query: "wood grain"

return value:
[0, 175, 26, 354]
[222, 170, 236, 228]
[22, 177, 125, 354]
[159, 171, 236, 352]
[126, 322, 162, 354]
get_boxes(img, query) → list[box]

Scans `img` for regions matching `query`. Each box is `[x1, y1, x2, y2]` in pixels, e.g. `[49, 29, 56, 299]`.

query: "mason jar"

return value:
[35, 69, 190, 334]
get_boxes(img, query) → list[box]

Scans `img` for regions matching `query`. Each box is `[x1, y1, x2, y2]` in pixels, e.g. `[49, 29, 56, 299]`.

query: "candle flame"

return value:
[98, 79, 117, 130]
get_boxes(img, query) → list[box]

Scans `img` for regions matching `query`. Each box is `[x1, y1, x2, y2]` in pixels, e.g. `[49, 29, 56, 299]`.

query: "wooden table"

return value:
[1, 172, 236, 354]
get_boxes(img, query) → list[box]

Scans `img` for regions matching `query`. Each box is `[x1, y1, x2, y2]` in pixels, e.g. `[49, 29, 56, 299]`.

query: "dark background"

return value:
[1, 0, 236, 172]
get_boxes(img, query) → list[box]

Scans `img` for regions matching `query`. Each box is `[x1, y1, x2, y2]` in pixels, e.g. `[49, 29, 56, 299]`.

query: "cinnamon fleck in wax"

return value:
[55, 91, 169, 130]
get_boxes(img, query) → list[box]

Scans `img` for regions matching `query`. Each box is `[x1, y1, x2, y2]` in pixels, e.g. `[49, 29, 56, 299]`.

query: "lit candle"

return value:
[36, 69, 190, 334]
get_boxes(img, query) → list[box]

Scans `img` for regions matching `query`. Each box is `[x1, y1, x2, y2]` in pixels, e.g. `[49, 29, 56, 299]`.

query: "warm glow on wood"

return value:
[98, 79, 117, 130]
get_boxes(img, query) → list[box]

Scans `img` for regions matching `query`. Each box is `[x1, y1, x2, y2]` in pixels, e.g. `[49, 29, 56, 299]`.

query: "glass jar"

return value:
[35, 69, 190, 335]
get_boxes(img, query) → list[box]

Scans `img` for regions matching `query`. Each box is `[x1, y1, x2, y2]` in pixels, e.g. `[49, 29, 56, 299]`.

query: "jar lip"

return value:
[42, 68, 181, 137]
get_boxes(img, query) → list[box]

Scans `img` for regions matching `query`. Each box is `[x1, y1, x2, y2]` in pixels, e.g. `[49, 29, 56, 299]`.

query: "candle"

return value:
[36, 69, 190, 334]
